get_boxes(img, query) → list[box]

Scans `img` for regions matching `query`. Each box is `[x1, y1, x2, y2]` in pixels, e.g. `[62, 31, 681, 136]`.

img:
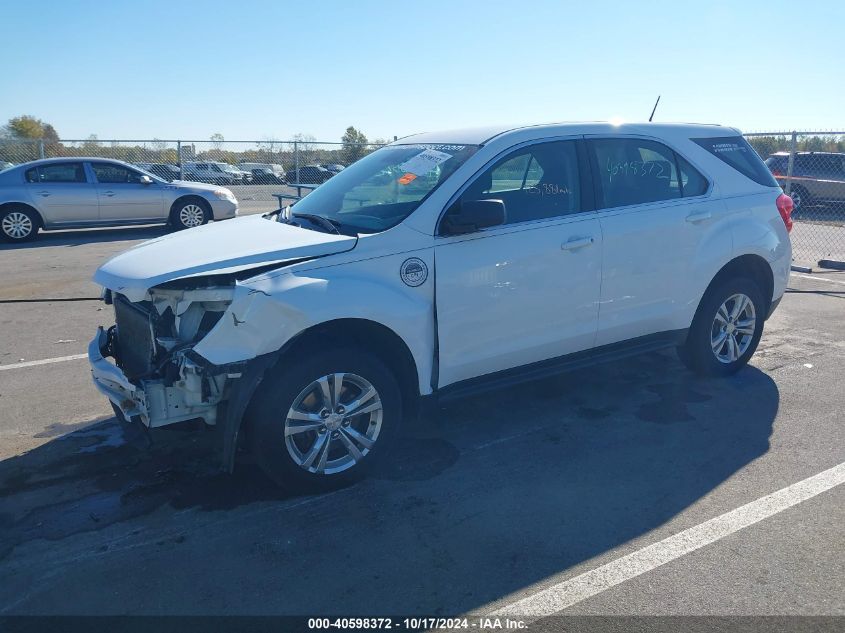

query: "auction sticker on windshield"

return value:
[398, 149, 453, 177]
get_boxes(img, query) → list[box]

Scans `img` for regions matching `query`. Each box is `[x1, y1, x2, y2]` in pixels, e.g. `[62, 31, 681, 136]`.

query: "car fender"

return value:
[193, 250, 436, 396]
[724, 192, 791, 301]
[676, 209, 736, 327]
[0, 195, 44, 222]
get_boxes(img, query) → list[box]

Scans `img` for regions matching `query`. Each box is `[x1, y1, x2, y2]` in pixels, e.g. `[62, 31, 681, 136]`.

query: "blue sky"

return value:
[1, 0, 841, 143]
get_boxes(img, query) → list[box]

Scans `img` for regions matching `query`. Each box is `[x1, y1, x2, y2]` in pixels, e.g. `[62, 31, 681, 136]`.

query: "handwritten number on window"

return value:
[606, 158, 668, 183]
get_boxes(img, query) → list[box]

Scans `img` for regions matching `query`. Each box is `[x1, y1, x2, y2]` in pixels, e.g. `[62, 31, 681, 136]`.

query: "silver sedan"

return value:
[0, 158, 238, 242]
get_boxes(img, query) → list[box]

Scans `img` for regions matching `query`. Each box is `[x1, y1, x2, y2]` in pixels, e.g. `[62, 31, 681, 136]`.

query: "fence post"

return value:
[177, 140, 182, 180]
[294, 141, 300, 183]
[785, 131, 797, 195]
[38, 139, 45, 160]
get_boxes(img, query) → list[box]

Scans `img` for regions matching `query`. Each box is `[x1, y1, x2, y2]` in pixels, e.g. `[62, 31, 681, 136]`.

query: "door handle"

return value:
[685, 211, 712, 223]
[103, 191, 115, 197]
[561, 236, 595, 251]
[37, 191, 50, 197]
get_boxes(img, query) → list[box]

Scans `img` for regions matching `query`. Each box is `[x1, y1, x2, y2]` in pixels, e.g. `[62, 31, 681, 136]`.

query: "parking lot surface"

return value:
[0, 220, 843, 618]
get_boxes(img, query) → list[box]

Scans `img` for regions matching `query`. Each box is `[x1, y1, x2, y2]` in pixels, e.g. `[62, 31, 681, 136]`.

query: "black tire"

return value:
[169, 198, 211, 231]
[245, 347, 402, 491]
[0, 205, 40, 243]
[678, 277, 765, 377]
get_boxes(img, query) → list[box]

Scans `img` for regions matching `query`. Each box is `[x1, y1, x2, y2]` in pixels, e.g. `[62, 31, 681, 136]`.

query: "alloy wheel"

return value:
[178, 204, 205, 228]
[711, 293, 756, 363]
[1, 211, 33, 239]
[284, 372, 383, 475]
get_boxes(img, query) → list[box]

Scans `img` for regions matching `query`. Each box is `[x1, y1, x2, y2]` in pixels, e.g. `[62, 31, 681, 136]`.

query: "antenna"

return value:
[648, 95, 661, 122]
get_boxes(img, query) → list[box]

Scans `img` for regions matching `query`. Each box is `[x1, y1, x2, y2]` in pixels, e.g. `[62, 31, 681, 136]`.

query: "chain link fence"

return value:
[1, 132, 844, 267]
[745, 131, 845, 268]
[0, 138, 385, 214]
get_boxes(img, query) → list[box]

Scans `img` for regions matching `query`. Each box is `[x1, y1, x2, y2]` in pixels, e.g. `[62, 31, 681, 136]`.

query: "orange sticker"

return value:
[398, 173, 417, 185]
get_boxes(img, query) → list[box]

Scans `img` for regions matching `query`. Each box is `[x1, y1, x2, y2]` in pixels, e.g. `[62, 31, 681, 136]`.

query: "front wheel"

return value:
[678, 277, 765, 377]
[170, 199, 210, 230]
[245, 348, 402, 491]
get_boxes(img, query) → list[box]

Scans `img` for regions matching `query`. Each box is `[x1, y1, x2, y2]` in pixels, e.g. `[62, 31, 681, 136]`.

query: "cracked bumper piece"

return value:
[88, 327, 220, 428]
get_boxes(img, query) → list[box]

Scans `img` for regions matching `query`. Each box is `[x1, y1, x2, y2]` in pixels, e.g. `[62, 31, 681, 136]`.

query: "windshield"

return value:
[290, 143, 479, 233]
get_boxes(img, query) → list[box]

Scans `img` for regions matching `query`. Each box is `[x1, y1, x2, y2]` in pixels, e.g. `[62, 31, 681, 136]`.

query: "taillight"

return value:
[776, 193, 793, 233]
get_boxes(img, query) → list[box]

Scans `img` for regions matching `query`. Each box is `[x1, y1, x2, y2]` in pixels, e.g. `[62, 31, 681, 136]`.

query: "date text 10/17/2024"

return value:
[307, 617, 528, 630]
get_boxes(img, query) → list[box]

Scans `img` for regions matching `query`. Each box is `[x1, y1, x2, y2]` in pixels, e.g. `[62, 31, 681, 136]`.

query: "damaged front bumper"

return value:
[88, 327, 223, 428]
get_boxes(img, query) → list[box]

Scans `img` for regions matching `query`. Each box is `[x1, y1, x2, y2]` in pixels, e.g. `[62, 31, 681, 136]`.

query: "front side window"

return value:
[26, 162, 87, 184]
[290, 143, 480, 233]
[451, 140, 582, 225]
[92, 162, 145, 184]
[590, 138, 681, 208]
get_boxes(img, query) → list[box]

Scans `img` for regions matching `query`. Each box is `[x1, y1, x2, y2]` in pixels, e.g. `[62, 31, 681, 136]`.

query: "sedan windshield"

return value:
[290, 143, 479, 233]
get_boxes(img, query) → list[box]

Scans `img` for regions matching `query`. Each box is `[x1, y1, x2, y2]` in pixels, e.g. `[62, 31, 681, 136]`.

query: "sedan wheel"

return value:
[284, 372, 383, 475]
[0, 208, 38, 242]
[174, 203, 208, 229]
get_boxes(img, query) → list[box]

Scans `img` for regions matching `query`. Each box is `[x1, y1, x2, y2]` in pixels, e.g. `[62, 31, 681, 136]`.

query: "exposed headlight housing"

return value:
[213, 188, 236, 202]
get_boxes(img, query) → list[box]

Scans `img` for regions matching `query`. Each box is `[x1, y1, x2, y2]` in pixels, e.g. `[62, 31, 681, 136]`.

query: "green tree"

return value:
[341, 126, 368, 164]
[3, 115, 59, 141]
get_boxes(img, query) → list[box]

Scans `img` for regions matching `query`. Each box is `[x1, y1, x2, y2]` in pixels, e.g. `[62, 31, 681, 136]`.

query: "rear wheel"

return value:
[678, 277, 765, 377]
[246, 348, 402, 491]
[0, 205, 39, 242]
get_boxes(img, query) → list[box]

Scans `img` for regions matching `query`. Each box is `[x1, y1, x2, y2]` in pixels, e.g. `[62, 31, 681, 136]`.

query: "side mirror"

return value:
[139, 175, 153, 185]
[440, 199, 506, 235]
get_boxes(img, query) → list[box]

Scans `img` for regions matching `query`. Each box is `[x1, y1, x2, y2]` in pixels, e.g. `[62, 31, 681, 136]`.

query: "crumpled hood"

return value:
[94, 215, 356, 300]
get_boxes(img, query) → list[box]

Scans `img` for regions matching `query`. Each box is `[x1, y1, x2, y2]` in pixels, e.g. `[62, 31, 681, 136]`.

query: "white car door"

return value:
[90, 162, 166, 221]
[435, 139, 602, 388]
[586, 136, 727, 346]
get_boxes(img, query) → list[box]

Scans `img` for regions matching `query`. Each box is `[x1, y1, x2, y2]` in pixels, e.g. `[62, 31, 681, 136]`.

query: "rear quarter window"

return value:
[693, 136, 778, 187]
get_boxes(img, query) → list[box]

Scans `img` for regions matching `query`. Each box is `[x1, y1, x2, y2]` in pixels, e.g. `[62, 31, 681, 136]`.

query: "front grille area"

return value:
[113, 295, 157, 380]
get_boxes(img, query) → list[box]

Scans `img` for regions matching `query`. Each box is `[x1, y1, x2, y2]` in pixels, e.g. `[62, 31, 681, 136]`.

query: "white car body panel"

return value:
[435, 215, 602, 387]
[593, 192, 733, 346]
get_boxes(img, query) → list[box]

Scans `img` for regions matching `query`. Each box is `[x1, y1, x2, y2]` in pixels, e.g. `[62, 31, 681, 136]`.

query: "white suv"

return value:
[88, 122, 793, 490]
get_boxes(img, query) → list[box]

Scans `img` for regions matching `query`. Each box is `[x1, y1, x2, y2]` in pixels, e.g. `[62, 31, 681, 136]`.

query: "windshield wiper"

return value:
[292, 212, 342, 235]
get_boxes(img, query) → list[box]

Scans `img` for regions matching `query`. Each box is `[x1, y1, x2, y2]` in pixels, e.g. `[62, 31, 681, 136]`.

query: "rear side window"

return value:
[590, 138, 681, 208]
[693, 136, 778, 187]
[25, 162, 87, 183]
[676, 154, 708, 197]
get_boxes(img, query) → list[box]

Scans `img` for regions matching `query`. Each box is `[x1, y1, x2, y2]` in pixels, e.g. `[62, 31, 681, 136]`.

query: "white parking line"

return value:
[792, 272, 845, 286]
[491, 461, 845, 617]
[0, 353, 88, 371]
